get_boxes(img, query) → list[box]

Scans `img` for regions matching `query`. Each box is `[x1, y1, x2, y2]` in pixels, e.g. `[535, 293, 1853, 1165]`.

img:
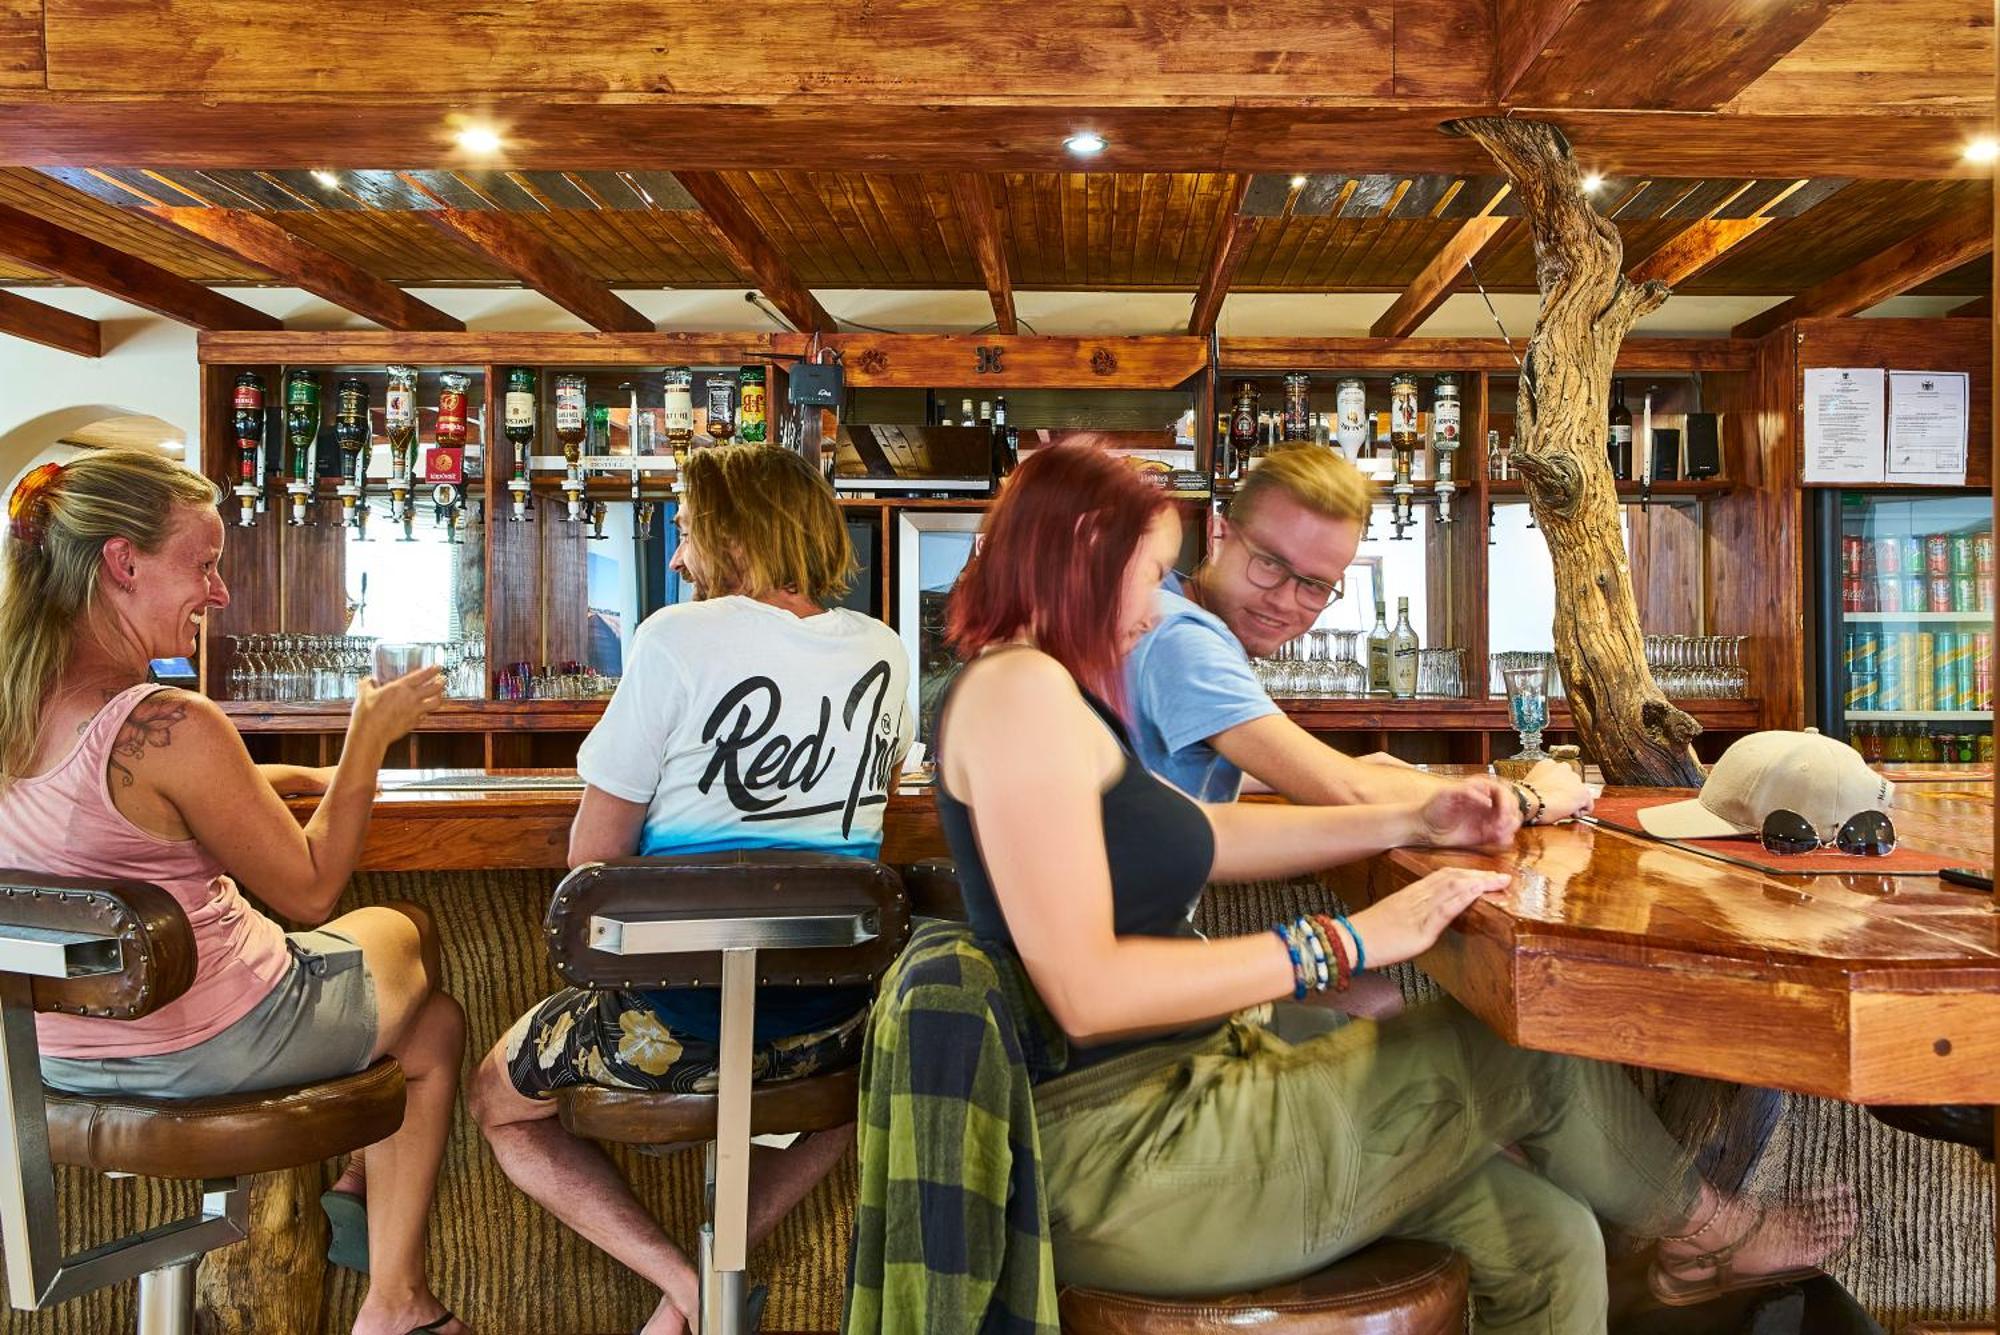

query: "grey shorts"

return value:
[41, 927, 379, 1100]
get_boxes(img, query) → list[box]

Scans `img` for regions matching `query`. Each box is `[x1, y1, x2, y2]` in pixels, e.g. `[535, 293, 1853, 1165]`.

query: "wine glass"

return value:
[1503, 663, 1551, 761]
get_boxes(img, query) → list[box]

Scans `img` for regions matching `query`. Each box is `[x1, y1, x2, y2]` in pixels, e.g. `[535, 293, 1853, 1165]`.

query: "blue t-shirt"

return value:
[1124, 578, 1280, 802]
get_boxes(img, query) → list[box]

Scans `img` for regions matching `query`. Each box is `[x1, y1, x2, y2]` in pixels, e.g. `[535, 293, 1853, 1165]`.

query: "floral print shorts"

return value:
[503, 987, 868, 1098]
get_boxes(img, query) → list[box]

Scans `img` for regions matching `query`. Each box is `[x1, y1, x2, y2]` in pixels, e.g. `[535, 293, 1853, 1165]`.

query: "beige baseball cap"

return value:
[1638, 730, 1895, 841]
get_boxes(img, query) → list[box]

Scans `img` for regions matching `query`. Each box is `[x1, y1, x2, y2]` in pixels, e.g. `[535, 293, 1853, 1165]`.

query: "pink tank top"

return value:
[0, 685, 291, 1058]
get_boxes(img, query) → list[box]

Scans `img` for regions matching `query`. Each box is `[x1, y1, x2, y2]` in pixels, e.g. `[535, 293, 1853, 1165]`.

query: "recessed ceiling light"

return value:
[455, 125, 503, 155]
[311, 170, 340, 188]
[1581, 173, 1605, 194]
[1063, 131, 1106, 157]
[1964, 136, 1999, 165]
[1289, 174, 1309, 189]
[157, 439, 183, 452]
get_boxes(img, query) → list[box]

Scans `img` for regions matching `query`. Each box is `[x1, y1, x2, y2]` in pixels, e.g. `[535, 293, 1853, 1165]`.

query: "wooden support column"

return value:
[675, 171, 836, 334]
[0, 203, 279, 330]
[1370, 195, 1513, 339]
[950, 174, 1017, 334]
[0, 289, 100, 356]
[1187, 175, 1256, 338]
[1626, 217, 1775, 288]
[1733, 204, 1995, 339]
[142, 208, 463, 332]
[1445, 116, 1700, 787]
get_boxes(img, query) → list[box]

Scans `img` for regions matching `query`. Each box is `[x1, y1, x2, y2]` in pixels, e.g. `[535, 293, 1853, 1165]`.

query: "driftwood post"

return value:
[1445, 116, 1703, 788]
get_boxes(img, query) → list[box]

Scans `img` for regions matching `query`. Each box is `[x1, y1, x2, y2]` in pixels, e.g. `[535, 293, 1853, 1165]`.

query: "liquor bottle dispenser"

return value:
[385, 364, 420, 540]
[1431, 372, 1461, 524]
[429, 371, 471, 541]
[230, 370, 266, 527]
[282, 368, 319, 526]
[333, 376, 370, 530]
[555, 373, 588, 522]
[1388, 373, 1419, 539]
[503, 366, 535, 522]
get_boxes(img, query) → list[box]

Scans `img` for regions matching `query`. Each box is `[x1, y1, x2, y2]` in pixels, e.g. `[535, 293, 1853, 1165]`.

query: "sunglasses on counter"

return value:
[1758, 809, 1897, 858]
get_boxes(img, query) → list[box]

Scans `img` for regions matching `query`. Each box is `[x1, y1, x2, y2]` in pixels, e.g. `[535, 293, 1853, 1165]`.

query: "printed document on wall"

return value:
[1802, 368, 1886, 484]
[1886, 370, 1969, 486]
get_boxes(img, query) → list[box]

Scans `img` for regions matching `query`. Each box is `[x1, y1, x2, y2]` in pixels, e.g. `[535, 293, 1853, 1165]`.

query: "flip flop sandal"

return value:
[319, 1188, 369, 1275]
[405, 1312, 457, 1334]
[1648, 1202, 1823, 1307]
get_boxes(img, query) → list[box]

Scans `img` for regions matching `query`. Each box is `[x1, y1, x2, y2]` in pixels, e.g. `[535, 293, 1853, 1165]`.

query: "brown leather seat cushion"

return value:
[46, 1059, 405, 1179]
[557, 1065, 859, 1145]
[1059, 1240, 1469, 1335]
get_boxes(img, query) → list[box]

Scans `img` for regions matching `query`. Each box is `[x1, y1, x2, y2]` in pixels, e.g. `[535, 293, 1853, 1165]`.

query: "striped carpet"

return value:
[0, 872, 1988, 1333]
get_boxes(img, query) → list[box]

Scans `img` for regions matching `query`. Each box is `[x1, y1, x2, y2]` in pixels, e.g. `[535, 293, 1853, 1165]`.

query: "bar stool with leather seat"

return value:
[542, 851, 910, 1335]
[0, 869, 405, 1335]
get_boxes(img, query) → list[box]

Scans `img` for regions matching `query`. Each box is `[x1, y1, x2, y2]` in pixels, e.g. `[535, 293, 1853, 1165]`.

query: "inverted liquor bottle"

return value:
[1387, 374, 1419, 539]
[384, 364, 420, 536]
[430, 372, 471, 542]
[282, 369, 320, 526]
[1431, 373, 1461, 523]
[503, 367, 536, 522]
[662, 367, 695, 464]
[585, 405, 612, 540]
[555, 372, 589, 522]
[230, 370, 265, 527]
[334, 376, 370, 530]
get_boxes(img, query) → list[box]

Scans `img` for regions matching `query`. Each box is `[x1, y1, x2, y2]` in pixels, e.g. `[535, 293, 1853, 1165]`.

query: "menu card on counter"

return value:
[1886, 370, 1970, 485]
[1802, 367, 1885, 484]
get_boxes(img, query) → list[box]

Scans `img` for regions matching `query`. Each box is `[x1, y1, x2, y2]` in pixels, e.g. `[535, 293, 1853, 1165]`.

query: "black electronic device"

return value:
[1685, 413, 1721, 479]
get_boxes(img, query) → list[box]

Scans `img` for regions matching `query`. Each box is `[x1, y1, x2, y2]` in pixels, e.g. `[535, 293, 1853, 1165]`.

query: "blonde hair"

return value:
[1228, 443, 1373, 530]
[0, 450, 218, 786]
[679, 443, 855, 603]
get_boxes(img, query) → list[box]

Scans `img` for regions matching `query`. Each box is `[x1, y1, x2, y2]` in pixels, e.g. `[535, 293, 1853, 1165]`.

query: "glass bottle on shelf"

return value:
[737, 366, 767, 444]
[1389, 596, 1420, 699]
[1608, 379, 1633, 481]
[1367, 597, 1392, 697]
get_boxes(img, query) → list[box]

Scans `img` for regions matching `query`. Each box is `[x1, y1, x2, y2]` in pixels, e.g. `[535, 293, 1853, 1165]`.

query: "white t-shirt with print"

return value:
[577, 597, 914, 859]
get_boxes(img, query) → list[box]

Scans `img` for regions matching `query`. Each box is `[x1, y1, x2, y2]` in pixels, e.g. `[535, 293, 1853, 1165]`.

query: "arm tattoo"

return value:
[107, 696, 188, 789]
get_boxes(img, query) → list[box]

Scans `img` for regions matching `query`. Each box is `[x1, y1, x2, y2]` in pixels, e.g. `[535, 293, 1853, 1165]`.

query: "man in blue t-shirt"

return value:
[1127, 445, 1590, 818]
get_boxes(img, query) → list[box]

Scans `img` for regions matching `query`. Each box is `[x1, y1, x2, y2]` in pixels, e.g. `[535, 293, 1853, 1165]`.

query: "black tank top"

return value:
[934, 656, 1220, 1066]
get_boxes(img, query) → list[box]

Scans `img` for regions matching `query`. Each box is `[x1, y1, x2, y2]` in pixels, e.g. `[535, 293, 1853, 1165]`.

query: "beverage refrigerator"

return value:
[1813, 489, 1995, 766]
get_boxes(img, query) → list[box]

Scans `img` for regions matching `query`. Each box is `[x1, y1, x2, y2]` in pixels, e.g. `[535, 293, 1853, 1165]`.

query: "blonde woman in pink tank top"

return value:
[0, 452, 471, 1335]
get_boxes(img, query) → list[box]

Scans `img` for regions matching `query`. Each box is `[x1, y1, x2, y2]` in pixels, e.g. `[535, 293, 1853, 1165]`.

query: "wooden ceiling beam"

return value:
[949, 175, 1016, 335]
[674, 171, 836, 334]
[1733, 204, 1995, 339]
[0, 101, 1987, 180]
[1495, 0, 1853, 111]
[0, 203, 278, 330]
[0, 290, 101, 357]
[1625, 216, 1775, 288]
[141, 208, 462, 332]
[1369, 209, 1514, 339]
[1187, 176, 1256, 338]
[407, 190, 652, 333]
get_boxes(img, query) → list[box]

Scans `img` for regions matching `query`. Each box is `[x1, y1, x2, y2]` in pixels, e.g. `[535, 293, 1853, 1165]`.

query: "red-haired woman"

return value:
[932, 444, 1850, 1333]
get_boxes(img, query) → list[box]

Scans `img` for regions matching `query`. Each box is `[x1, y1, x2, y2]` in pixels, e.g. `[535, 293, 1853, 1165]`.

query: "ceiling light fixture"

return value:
[1581, 173, 1605, 194]
[311, 170, 340, 188]
[1964, 136, 1999, 165]
[455, 125, 503, 155]
[1289, 174, 1309, 189]
[1063, 131, 1106, 157]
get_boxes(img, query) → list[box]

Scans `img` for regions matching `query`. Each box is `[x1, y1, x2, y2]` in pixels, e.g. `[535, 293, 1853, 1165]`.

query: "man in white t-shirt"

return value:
[469, 444, 911, 1335]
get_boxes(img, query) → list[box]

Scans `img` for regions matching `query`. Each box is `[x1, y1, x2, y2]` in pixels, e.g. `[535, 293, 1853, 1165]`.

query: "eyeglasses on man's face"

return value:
[1237, 532, 1344, 610]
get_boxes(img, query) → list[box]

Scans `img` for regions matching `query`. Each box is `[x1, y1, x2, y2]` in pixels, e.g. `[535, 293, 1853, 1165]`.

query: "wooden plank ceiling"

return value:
[0, 166, 1986, 299]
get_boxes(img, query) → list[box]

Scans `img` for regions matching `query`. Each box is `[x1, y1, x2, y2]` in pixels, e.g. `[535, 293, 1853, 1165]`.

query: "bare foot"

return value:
[1659, 1184, 1857, 1289]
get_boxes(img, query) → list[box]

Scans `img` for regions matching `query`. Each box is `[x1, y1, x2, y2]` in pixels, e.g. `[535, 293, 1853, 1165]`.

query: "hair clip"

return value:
[6, 462, 63, 548]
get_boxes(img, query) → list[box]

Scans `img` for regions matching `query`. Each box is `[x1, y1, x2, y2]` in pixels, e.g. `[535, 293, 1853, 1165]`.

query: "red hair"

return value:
[946, 442, 1172, 711]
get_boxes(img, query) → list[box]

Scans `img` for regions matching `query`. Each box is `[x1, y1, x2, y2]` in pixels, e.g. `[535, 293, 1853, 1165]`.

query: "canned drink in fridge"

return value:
[1876, 575, 1903, 613]
[1956, 574, 1979, 613]
[1953, 533, 1978, 577]
[1934, 632, 1959, 712]
[1927, 533, 1952, 576]
[1976, 531, 1994, 577]
[1976, 633, 1993, 711]
[1910, 632, 1935, 710]
[1875, 536, 1903, 576]
[1902, 535, 1926, 578]
[1957, 636, 1976, 714]
[1843, 577, 1869, 614]
[1930, 576, 1954, 613]
[1877, 636, 1904, 711]
[1981, 732, 1995, 764]
[1843, 535, 1867, 578]
[1981, 576, 1995, 614]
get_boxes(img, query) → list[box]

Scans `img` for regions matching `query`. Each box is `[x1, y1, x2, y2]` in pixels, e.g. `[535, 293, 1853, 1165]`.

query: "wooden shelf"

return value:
[1274, 697, 1761, 731]
[218, 698, 609, 733]
[1845, 611, 1993, 624]
[1486, 478, 1731, 497]
[1847, 710, 1992, 723]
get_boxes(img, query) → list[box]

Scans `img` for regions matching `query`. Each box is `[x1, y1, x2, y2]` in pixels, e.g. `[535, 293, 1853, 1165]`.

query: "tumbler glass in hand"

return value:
[372, 641, 437, 685]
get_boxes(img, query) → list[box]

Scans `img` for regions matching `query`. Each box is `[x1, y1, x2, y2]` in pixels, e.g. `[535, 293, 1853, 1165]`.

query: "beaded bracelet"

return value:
[1309, 913, 1351, 992]
[1517, 780, 1546, 826]
[1297, 918, 1330, 991]
[1270, 925, 1310, 1000]
[1326, 909, 1367, 974]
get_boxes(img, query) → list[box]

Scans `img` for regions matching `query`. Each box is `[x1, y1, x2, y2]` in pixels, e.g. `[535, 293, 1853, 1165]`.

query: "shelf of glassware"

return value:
[1271, 697, 1762, 731]
[1844, 710, 1992, 722]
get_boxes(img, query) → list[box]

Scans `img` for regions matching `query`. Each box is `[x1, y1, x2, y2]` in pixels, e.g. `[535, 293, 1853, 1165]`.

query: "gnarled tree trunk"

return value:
[1444, 116, 1703, 787]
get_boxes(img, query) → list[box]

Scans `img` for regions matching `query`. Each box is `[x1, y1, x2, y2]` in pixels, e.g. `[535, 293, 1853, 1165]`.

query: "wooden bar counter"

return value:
[16, 768, 1987, 1334]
